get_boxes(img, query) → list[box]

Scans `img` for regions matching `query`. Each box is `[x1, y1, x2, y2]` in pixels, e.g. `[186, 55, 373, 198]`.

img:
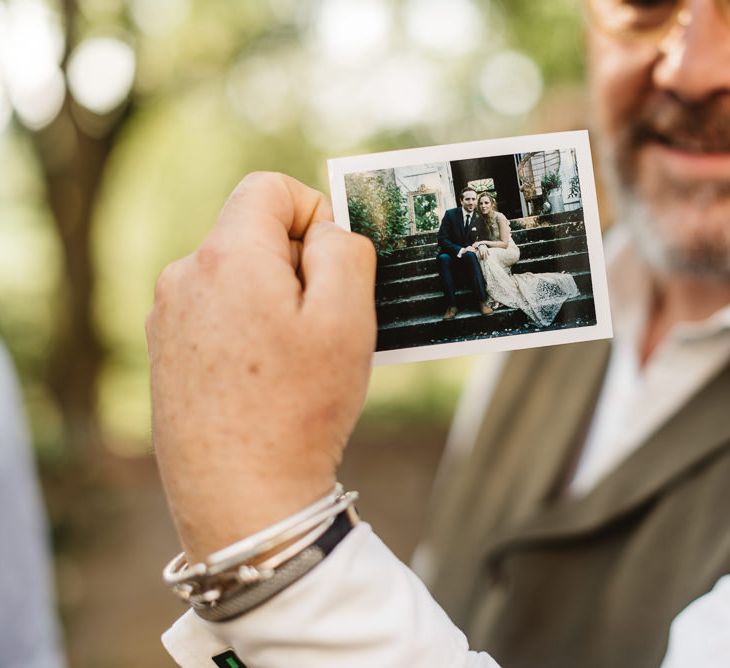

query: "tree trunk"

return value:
[32, 99, 130, 456]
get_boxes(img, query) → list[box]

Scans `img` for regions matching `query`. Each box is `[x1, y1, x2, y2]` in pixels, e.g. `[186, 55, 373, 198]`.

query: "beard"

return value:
[600, 91, 730, 278]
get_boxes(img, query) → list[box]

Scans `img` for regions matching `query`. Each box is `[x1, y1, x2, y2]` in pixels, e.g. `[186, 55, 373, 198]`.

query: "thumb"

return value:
[300, 221, 377, 326]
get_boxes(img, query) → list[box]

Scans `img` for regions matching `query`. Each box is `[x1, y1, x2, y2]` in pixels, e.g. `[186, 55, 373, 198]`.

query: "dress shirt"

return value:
[569, 225, 730, 495]
[163, 224, 730, 667]
[462, 208, 472, 230]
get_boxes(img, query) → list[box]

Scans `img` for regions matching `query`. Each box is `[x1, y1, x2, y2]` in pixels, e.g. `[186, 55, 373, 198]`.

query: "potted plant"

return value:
[541, 170, 565, 214]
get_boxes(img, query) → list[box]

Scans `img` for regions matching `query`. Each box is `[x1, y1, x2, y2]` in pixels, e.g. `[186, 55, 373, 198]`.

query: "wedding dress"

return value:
[477, 237, 579, 327]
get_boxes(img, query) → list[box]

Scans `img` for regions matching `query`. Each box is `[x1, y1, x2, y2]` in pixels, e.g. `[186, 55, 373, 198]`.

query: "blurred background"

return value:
[0, 0, 590, 664]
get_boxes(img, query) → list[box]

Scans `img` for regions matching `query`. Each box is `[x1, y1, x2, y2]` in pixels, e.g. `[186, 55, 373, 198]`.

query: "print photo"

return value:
[328, 131, 612, 365]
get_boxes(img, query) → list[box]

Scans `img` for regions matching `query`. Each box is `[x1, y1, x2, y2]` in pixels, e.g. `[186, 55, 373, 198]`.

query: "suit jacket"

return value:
[423, 340, 730, 668]
[437, 208, 480, 258]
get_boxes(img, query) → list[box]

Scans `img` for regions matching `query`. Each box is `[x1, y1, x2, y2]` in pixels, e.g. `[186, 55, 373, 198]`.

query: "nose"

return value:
[652, 0, 730, 103]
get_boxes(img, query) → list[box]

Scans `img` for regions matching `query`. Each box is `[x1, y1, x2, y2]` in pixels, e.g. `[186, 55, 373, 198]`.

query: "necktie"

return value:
[464, 213, 470, 229]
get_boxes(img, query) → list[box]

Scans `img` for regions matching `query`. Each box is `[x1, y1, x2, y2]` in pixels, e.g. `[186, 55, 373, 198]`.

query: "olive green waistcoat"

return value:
[424, 340, 730, 668]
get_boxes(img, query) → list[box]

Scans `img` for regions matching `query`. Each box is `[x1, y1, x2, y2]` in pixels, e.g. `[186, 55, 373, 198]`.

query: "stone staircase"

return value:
[375, 210, 597, 352]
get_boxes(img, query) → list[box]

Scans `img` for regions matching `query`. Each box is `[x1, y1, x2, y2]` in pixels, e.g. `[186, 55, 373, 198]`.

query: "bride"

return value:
[469, 191, 579, 327]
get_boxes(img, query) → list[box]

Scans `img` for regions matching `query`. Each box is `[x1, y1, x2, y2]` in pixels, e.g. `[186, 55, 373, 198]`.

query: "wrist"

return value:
[163, 461, 337, 563]
[163, 485, 359, 621]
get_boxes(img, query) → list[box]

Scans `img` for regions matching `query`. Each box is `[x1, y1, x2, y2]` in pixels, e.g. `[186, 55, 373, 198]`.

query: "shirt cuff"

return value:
[162, 522, 500, 668]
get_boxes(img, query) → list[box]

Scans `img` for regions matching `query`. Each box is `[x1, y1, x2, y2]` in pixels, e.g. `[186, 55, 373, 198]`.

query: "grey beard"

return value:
[599, 138, 730, 279]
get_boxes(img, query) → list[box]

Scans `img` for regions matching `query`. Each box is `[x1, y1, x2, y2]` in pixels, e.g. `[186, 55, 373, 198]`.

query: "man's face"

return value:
[461, 190, 477, 213]
[589, 0, 730, 276]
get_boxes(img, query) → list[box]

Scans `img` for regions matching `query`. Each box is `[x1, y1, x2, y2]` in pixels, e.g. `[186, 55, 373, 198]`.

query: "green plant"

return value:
[346, 173, 408, 257]
[541, 170, 562, 192]
[569, 173, 581, 199]
[414, 193, 439, 232]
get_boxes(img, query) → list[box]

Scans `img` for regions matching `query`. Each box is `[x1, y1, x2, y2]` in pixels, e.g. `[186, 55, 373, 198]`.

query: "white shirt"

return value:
[569, 226, 730, 495]
[163, 226, 730, 667]
[462, 208, 473, 228]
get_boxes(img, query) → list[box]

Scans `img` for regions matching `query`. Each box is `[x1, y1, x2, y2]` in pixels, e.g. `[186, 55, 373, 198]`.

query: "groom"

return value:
[436, 186, 492, 321]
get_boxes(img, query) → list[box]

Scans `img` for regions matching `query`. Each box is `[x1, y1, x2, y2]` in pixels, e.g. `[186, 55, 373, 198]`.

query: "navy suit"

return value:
[436, 208, 488, 309]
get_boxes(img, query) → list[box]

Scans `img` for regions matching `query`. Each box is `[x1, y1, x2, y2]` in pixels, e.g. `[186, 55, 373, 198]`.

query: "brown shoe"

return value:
[443, 306, 458, 321]
[480, 302, 493, 316]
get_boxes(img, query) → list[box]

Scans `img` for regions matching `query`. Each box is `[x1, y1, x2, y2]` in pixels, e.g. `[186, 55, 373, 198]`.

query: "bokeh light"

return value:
[364, 53, 440, 129]
[128, 0, 190, 37]
[479, 49, 544, 116]
[313, 0, 392, 65]
[303, 63, 374, 150]
[404, 0, 483, 54]
[227, 55, 294, 134]
[0, 0, 66, 130]
[66, 37, 136, 115]
[0, 81, 12, 134]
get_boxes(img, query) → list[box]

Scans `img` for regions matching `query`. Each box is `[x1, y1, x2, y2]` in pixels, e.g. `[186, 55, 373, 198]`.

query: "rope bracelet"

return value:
[162, 484, 359, 620]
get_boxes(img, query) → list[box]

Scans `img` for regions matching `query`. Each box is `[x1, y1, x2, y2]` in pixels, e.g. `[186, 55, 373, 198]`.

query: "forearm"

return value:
[149, 172, 376, 562]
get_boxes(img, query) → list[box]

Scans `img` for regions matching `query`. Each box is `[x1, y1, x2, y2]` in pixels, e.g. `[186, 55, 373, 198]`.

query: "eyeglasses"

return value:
[588, 0, 730, 41]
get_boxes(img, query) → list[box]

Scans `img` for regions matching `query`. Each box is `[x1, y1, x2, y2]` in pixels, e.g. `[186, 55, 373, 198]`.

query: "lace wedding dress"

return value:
[477, 238, 579, 327]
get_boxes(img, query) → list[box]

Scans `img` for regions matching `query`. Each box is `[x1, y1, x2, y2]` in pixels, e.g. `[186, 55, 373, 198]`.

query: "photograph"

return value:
[329, 131, 612, 364]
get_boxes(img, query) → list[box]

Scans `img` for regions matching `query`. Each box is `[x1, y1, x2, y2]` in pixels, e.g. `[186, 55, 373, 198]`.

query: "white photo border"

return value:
[328, 130, 613, 366]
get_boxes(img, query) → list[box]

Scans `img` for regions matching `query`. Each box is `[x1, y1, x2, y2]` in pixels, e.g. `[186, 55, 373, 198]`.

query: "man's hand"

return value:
[146, 172, 377, 562]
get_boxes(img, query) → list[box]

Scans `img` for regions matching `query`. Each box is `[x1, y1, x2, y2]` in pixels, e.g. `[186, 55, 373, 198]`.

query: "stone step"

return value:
[377, 248, 591, 282]
[397, 231, 435, 248]
[512, 251, 591, 275]
[376, 270, 593, 303]
[512, 219, 585, 244]
[376, 295, 597, 352]
[393, 214, 586, 249]
[376, 271, 590, 325]
[380, 234, 588, 265]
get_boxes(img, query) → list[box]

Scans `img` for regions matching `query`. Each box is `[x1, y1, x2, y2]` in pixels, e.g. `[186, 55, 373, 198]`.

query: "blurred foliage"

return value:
[0, 0, 586, 460]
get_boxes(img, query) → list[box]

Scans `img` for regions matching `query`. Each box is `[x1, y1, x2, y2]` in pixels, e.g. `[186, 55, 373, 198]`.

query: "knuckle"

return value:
[194, 244, 222, 275]
[235, 170, 288, 198]
[223, 171, 291, 219]
[153, 261, 179, 304]
[350, 233, 377, 270]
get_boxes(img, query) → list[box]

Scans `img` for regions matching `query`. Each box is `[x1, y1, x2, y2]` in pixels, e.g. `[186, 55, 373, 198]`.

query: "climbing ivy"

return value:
[346, 173, 409, 257]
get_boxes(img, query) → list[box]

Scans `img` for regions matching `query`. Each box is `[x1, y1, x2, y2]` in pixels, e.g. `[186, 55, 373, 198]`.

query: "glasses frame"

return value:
[588, 0, 730, 42]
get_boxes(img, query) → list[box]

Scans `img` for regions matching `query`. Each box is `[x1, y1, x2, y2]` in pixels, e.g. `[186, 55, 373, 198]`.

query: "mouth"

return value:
[642, 133, 730, 180]
[650, 131, 730, 155]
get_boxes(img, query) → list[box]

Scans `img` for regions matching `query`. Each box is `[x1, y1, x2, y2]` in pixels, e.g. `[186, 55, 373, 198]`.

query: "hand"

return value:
[146, 172, 377, 562]
[457, 247, 466, 258]
[478, 246, 488, 260]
